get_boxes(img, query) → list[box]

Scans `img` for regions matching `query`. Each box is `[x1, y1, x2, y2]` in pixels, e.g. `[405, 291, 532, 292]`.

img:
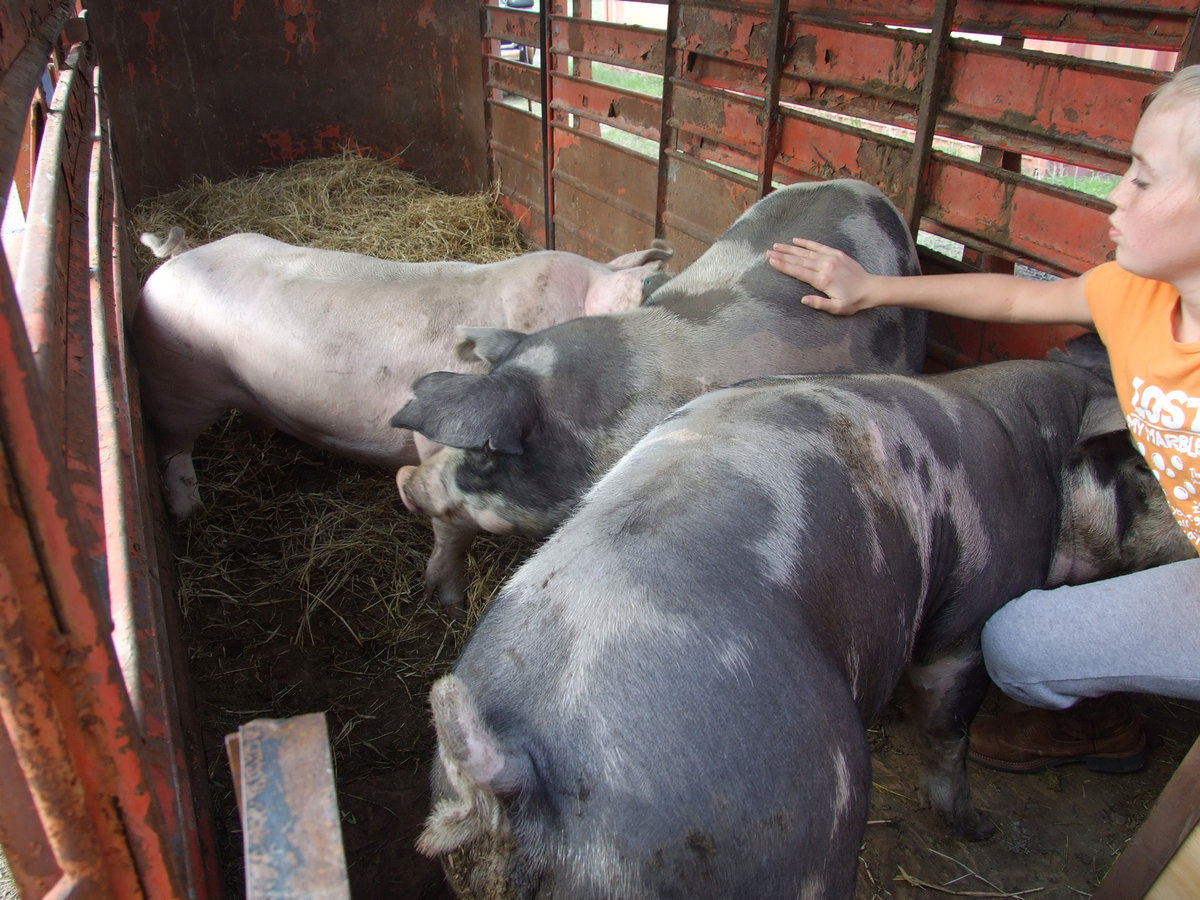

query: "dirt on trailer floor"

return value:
[171, 419, 1200, 900]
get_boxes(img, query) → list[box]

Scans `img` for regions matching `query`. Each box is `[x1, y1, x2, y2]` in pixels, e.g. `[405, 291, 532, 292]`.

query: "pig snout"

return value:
[395, 466, 419, 514]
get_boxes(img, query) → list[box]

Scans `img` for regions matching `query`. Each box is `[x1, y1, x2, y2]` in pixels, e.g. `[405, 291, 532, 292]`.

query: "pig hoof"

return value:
[949, 808, 996, 842]
[424, 580, 468, 620]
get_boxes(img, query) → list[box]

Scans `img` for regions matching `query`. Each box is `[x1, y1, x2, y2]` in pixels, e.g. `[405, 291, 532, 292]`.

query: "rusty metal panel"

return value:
[670, 81, 764, 156]
[491, 102, 545, 243]
[488, 0, 1192, 365]
[552, 135, 658, 257]
[676, 4, 783, 65]
[659, 154, 755, 267]
[485, 2, 541, 48]
[552, 15, 665, 72]
[691, 17, 1161, 171]
[939, 46, 1159, 164]
[551, 75, 661, 140]
[86, 1, 490, 205]
[922, 155, 1112, 274]
[775, 110, 913, 198]
[226, 714, 350, 900]
[928, 316, 1088, 371]
[489, 55, 543, 100]
[791, 0, 1194, 50]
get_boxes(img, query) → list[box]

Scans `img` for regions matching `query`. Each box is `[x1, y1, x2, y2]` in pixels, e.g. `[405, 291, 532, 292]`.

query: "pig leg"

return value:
[425, 519, 479, 616]
[161, 442, 201, 520]
[143, 398, 227, 520]
[906, 653, 995, 840]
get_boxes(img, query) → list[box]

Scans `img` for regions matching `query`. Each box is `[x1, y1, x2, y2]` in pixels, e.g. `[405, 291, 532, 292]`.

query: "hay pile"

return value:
[130, 149, 525, 280]
[132, 151, 533, 894]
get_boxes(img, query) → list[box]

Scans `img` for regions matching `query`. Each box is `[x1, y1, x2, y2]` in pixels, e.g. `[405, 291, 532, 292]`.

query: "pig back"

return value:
[646, 179, 926, 375]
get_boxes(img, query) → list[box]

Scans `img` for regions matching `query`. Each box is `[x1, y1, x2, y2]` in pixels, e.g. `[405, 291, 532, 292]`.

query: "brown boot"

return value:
[968, 695, 1146, 774]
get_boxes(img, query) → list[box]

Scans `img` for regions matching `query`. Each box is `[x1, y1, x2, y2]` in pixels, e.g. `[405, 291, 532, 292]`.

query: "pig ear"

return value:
[390, 371, 527, 454]
[455, 326, 525, 367]
[1077, 393, 1126, 443]
[605, 239, 675, 270]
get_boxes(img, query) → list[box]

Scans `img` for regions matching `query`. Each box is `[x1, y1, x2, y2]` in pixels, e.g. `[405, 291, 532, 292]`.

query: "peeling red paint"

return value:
[317, 124, 345, 153]
[417, 0, 436, 29]
[232, 0, 245, 21]
[261, 130, 305, 162]
[282, 0, 319, 50]
[139, 10, 164, 52]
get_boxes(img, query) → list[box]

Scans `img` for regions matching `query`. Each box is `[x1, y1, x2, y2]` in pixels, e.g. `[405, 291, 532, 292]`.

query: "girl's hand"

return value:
[766, 238, 874, 315]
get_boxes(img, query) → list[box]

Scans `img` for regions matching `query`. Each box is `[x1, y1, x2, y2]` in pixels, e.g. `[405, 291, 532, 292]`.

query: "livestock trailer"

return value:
[1, 1, 1198, 897]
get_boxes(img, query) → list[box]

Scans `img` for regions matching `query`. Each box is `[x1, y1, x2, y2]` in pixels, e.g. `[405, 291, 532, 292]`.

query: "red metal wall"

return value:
[85, 1, 491, 205]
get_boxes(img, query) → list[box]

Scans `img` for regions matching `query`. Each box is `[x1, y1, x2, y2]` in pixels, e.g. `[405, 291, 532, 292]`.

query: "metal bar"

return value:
[538, 0, 553, 248]
[549, 76, 662, 140]
[756, 0, 790, 196]
[230, 714, 350, 900]
[904, 0, 956, 234]
[0, 522, 108, 897]
[0, 685, 62, 895]
[0, 0, 75, 217]
[101, 74, 223, 899]
[788, 0, 1193, 48]
[654, 0, 682, 240]
[550, 16, 666, 72]
[16, 44, 79, 424]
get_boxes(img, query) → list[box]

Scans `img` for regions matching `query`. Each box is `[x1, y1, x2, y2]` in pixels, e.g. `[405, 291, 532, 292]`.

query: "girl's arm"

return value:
[767, 238, 1095, 327]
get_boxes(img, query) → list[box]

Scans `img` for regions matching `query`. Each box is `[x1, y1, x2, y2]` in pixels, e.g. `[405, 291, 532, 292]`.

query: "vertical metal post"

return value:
[654, 0, 682, 241]
[903, 0, 957, 236]
[539, 0, 554, 247]
[757, 0, 791, 198]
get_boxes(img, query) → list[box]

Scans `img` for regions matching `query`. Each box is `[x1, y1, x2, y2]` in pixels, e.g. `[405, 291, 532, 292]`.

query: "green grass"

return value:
[1041, 172, 1118, 200]
[589, 61, 662, 96]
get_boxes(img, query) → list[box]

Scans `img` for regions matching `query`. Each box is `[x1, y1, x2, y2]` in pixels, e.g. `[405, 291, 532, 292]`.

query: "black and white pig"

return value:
[392, 179, 929, 610]
[416, 339, 1194, 899]
[131, 229, 672, 519]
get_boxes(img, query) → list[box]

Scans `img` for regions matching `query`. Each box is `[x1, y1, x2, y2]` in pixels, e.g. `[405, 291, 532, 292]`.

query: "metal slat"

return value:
[227, 714, 350, 900]
[903, 0, 957, 232]
[789, 0, 1194, 49]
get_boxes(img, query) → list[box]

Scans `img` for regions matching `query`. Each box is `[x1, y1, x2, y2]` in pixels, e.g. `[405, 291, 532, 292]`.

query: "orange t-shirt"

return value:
[1087, 261, 1200, 551]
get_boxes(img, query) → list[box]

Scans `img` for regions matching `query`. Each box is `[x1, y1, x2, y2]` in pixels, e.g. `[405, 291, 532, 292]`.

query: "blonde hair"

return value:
[1146, 65, 1200, 177]
[1151, 64, 1200, 108]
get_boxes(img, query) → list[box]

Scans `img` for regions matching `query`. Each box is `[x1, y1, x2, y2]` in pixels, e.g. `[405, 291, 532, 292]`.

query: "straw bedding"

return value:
[131, 150, 532, 896]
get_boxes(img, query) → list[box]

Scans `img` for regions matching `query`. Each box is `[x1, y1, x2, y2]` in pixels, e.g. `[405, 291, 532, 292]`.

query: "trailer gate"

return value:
[0, 3, 215, 897]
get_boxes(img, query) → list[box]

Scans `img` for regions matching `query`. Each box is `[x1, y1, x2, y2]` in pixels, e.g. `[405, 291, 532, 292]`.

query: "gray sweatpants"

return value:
[981, 557, 1200, 710]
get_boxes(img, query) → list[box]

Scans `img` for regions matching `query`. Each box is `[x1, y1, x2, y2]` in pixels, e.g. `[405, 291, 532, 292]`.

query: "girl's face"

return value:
[1108, 101, 1200, 288]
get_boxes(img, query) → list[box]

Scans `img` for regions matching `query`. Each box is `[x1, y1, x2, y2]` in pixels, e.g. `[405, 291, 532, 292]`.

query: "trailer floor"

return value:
[176, 425, 1200, 899]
